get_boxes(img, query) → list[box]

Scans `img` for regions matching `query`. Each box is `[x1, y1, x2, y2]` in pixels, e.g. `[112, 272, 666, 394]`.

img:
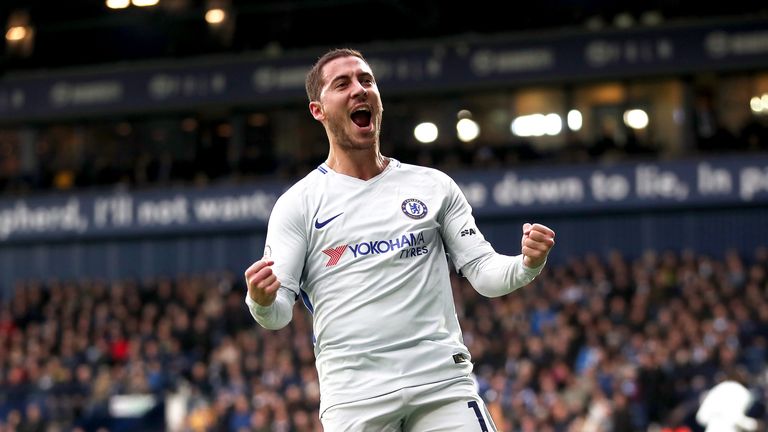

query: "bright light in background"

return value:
[512, 114, 544, 137]
[544, 113, 562, 135]
[5, 26, 26, 41]
[751, 94, 768, 114]
[414, 122, 438, 144]
[5, 10, 34, 57]
[511, 113, 562, 137]
[205, 0, 234, 45]
[106, 0, 130, 9]
[132, 0, 159, 6]
[456, 118, 480, 142]
[457, 109, 472, 119]
[205, 8, 226, 24]
[623, 109, 649, 129]
[567, 109, 582, 131]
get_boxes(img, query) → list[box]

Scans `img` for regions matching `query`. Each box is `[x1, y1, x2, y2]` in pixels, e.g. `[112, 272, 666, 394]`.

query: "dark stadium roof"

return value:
[1, 0, 766, 73]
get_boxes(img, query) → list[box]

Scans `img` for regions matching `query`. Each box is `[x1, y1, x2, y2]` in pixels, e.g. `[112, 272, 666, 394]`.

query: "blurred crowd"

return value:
[0, 247, 766, 431]
[1, 112, 767, 197]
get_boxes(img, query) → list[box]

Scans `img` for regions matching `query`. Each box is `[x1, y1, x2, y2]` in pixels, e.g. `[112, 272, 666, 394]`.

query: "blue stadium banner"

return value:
[1, 18, 767, 121]
[454, 154, 768, 217]
[0, 183, 281, 243]
[1, 155, 767, 243]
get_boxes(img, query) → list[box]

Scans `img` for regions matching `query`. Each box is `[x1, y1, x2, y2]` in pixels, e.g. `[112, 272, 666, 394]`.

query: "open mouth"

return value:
[351, 108, 372, 128]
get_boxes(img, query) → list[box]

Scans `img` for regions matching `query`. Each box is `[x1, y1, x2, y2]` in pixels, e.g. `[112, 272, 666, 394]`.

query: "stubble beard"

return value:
[328, 110, 383, 152]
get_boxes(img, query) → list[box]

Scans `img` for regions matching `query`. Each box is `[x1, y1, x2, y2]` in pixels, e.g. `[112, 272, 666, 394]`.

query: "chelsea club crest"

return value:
[401, 198, 428, 219]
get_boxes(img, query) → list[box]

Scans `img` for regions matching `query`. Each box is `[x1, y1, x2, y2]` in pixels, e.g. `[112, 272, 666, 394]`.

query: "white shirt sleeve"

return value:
[736, 416, 759, 431]
[460, 252, 545, 298]
[438, 175, 495, 270]
[438, 175, 545, 297]
[696, 381, 757, 431]
[245, 287, 297, 330]
[244, 188, 308, 330]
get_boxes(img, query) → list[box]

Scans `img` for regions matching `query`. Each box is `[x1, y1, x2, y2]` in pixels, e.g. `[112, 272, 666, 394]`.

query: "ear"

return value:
[309, 101, 324, 121]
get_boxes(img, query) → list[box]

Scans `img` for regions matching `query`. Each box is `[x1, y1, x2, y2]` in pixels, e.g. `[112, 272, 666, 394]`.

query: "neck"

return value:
[325, 146, 389, 180]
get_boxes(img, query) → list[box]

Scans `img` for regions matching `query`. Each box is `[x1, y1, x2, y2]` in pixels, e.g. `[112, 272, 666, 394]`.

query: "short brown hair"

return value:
[305, 48, 368, 102]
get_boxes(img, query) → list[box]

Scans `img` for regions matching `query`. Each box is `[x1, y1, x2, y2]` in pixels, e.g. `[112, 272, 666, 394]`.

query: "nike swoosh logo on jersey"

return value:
[314, 212, 343, 229]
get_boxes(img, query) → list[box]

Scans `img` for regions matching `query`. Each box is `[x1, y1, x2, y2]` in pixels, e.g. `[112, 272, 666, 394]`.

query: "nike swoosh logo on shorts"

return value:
[314, 212, 343, 229]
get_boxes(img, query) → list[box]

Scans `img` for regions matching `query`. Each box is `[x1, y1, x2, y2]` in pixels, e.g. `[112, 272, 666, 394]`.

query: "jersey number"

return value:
[467, 401, 489, 431]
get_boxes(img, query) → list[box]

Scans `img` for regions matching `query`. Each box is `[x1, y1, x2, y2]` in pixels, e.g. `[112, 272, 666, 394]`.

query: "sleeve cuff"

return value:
[522, 256, 547, 275]
[245, 292, 273, 316]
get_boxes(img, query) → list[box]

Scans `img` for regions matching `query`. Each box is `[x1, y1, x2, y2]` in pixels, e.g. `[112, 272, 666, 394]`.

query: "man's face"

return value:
[310, 56, 383, 150]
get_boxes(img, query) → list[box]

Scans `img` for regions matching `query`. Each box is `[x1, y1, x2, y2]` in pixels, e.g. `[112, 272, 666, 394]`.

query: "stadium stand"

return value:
[1, 2, 767, 431]
[1, 249, 766, 431]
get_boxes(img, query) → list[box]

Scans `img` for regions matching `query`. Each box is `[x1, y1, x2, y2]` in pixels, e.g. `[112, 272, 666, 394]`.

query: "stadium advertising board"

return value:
[1, 155, 767, 243]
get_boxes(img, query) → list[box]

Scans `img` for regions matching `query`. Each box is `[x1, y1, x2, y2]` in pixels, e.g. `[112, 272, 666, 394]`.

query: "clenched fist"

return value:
[244, 258, 281, 307]
[521, 223, 555, 268]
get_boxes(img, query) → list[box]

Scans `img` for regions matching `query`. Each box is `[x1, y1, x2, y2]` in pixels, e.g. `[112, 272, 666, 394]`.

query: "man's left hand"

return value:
[521, 223, 555, 268]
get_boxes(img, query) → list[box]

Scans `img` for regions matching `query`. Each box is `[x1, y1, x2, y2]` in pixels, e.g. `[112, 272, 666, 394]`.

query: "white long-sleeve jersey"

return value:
[696, 380, 757, 432]
[246, 159, 544, 413]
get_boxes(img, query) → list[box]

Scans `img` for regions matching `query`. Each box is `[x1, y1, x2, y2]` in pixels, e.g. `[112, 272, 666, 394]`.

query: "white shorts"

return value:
[320, 375, 497, 432]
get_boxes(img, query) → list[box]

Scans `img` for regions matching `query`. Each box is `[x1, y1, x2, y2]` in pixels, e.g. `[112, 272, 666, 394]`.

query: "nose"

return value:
[352, 83, 367, 99]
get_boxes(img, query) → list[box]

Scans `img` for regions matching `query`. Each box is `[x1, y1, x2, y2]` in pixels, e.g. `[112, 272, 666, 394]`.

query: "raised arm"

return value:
[438, 174, 554, 297]
[244, 191, 308, 330]
[460, 223, 554, 297]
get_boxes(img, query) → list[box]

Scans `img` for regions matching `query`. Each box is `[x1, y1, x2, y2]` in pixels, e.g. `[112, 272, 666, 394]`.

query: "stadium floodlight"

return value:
[414, 122, 438, 144]
[206, 0, 234, 45]
[106, 0, 130, 9]
[567, 109, 583, 131]
[205, 8, 226, 25]
[132, 0, 160, 7]
[623, 109, 649, 129]
[5, 26, 26, 41]
[752, 94, 768, 114]
[544, 113, 562, 136]
[456, 118, 480, 142]
[5, 10, 34, 57]
[512, 113, 564, 137]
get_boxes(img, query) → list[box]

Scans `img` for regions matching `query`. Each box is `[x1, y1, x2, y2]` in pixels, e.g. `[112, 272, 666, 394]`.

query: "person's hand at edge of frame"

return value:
[521, 223, 555, 268]
[245, 258, 281, 306]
